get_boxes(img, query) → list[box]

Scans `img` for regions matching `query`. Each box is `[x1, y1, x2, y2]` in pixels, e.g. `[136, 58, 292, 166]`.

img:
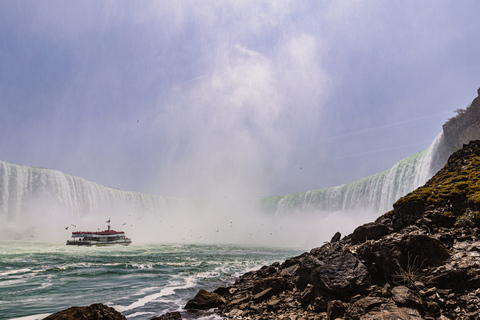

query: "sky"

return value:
[1, 1, 480, 200]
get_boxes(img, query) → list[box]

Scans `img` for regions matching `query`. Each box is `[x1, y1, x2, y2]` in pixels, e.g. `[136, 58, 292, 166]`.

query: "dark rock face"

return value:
[184, 289, 226, 310]
[330, 231, 341, 243]
[151, 311, 181, 320]
[443, 88, 480, 148]
[43, 303, 126, 320]
[351, 221, 390, 244]
[178, 140, 480, 320]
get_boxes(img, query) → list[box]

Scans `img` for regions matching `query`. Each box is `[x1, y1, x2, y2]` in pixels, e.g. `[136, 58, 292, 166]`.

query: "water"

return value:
[0, 161, 173, 221]
[0, 241, 300, 320]
[0, 132, 455, 319]
[262, 132, 452, 214]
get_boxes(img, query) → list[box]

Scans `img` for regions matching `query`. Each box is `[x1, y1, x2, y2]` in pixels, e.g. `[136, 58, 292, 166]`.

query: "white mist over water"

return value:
[0, 132, 452, 248]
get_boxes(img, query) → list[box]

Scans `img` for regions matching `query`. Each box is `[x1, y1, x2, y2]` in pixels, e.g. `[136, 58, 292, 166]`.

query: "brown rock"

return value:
[347, 297, 387, 318]
[185, 289, 226, 310]
[327, 300, 345, 320]
[151, 311, 181, 320]
[43, 303, 126, 320]
[392, 286, 423, 308]
[361, 307, 422, 319]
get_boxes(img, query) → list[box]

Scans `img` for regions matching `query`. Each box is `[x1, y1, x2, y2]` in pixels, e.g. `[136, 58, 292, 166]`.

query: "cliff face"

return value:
[179, 140, 480, 320]
[443, 88, 480, 148]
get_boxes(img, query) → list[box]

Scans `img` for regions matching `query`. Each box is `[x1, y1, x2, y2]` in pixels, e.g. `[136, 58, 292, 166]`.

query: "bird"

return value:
[71, 224, 76, 227]
[65, 226, 69, 230]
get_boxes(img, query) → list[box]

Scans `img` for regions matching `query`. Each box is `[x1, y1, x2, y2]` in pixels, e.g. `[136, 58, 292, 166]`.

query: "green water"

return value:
[0, 241, 300, 320]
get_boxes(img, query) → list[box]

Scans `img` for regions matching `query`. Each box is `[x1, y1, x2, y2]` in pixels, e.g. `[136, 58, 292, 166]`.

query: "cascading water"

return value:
[262, 132, 452, 215]
[0, 132, 454, 243]
[0, 162, 174, 239]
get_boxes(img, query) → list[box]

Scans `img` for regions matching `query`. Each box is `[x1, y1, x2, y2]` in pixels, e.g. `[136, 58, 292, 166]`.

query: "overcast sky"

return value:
[1, 1, 479, 199]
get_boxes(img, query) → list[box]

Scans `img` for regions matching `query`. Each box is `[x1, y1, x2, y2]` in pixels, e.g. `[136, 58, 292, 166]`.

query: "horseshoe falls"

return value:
[0, 132, 454, 244]
[261, 132, 452, 216]
[0, 162, 174, 240]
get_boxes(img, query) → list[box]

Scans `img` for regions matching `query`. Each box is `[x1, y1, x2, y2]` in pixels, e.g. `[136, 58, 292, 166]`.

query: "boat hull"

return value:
[66, 239, 132, 246]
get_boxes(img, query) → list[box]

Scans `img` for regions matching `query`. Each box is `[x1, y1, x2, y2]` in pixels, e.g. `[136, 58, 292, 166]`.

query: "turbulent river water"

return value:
[0, 241, 300, 320]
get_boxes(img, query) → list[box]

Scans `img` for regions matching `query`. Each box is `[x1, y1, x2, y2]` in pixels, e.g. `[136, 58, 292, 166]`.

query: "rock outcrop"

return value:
[43, 303, 126, 320]
[179, 140, 480, 319]
[443, 88, 480, 148]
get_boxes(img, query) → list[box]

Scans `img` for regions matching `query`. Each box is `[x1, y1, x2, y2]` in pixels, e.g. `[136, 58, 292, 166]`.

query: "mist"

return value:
[1, 1, 480, 248]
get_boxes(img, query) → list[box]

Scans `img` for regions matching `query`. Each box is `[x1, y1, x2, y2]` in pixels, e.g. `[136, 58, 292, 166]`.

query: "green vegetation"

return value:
[444, 103, 471, 127]
[392, 141, 480, 226]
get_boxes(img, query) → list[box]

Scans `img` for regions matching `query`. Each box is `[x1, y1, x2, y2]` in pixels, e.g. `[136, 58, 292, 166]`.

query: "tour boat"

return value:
[66, 220, 132, 246]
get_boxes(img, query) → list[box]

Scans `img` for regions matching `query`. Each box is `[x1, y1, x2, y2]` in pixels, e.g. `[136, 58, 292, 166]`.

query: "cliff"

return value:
[177, 140, 480, 320]
[443, 88, 480, 148]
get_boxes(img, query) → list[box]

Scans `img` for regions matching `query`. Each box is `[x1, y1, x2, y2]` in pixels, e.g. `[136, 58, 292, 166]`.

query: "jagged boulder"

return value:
[357, 231, 450, 284]
[151, 311, 181, 320]
[351, 221, 390, 244]
[43, 303, 125, 320]
[309, 252, 370, 295]
[185, 289, 226, 310]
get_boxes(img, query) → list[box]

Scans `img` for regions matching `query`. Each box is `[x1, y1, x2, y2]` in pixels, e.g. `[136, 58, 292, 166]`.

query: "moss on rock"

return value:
[392, 140, 480, 228]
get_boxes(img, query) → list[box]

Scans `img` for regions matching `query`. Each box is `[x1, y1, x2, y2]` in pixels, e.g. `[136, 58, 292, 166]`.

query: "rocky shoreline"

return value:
[45, 140, 480, 319]
[176, 140, 480, 319]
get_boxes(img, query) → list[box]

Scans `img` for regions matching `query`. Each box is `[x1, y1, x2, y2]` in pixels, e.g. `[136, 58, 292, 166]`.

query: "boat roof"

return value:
[72, 230, 126, 236]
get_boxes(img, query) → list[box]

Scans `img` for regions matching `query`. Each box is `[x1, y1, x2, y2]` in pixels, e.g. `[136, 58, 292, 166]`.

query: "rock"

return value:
[43, 303, 126, 320]
[330, 231, 341, 243]
[391, 286, 423, 308]
[252, 277, 291, 295]
[352, 222, 389, 244]
[187, 140, 480, 319]
[185, 289, 226, 310]
[327, 300, 345, 320]
[151, 311, 182, 320]
[403, 234, 451, 269]
[300, 284, 315, 308]
[347, 297, 387, 318]
[310, 252, 371, 295]
[357, 233, 450, 284]
[253, 288, 274, 302]
[361, 307, 423, 320]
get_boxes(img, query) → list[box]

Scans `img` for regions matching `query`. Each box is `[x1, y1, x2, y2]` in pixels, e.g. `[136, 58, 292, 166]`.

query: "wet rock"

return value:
[43, 303, 126, 320]
[185, 289, 226, 310]
[151, 311, 181, 320]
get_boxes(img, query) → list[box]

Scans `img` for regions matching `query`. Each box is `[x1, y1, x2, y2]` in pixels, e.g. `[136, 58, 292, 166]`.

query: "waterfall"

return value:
[0, 162, 172, 223]
[0, 132, 454, 241]
[262, 132, 452, 215]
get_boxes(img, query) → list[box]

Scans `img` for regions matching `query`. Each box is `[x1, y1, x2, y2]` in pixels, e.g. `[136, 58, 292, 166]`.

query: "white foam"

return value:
[0, 268, 32, 276]
[112, 277, 197, 312]
[9, 313, 51, 320]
